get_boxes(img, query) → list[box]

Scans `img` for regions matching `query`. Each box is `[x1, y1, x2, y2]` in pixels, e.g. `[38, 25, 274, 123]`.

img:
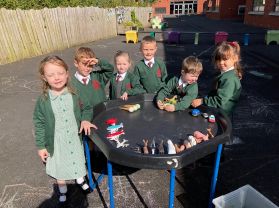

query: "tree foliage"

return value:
[0, 0, 154, 10]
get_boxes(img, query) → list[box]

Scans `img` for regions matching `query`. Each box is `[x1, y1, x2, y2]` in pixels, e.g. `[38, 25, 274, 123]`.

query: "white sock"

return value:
[76, 177, 84, 184]
[76, 177, 89, 190]
[58, 185, 67, 202]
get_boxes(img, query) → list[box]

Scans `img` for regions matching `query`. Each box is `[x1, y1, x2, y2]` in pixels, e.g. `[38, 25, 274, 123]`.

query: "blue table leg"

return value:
[83, 136, 94, 190]
[169, 168, 176, 208]
[208, 144, 223, 208]
[107, 160, 115, 208]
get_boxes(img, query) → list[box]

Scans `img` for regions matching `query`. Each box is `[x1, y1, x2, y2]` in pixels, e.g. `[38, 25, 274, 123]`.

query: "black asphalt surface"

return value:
[0, 15, 278, 208]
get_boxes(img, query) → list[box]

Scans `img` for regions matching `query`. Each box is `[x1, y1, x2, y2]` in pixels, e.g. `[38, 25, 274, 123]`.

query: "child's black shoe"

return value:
[58, 192, 68, 208]
[59, 201, 69, 208]
[77, 180, 91, 195]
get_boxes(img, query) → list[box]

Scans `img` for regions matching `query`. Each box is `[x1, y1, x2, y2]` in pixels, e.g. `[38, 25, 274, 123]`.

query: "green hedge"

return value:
[0, 0, 156, 10]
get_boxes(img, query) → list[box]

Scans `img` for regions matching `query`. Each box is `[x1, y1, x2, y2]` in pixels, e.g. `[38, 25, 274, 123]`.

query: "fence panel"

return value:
[0, 7, 151, 65]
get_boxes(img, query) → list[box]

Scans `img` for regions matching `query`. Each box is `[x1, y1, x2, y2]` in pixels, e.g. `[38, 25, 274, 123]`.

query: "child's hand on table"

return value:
[157, 100, 164, 110]
[191, 98, 203, 108]
[120, 92, 128, 101]
[164, 104, 175, 112]
[80, 121, 98, 135]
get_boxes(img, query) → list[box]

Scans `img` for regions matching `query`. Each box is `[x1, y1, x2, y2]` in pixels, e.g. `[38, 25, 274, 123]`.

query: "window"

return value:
[253, 0, 265, 12]
[214, 0, 220, 11]
[155, 7, 166, 14]
[275, 0, 279, 12]
[238, 5, 246, 15]
[207, 0, 219, 11]
[207, 0, 213, 11]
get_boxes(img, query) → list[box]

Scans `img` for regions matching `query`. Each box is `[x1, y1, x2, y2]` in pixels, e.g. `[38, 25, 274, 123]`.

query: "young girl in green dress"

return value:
[191, 41, 243, 117]
[33, 56, 97, 204]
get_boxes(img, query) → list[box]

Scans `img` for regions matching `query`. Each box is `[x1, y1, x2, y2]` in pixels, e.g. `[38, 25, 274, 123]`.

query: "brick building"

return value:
[244, 0, 279, 29]
[203, 0, 279, 29]
[204, 0, 246, 20]
[152, 0, 279, 29]
[152, 0, 206, 17]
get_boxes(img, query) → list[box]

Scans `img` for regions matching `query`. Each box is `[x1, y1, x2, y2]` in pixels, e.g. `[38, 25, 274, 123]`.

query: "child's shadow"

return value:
[121, 40, 141, 44]
[90, 148, 139, 175]
[38, 184, 89, 208]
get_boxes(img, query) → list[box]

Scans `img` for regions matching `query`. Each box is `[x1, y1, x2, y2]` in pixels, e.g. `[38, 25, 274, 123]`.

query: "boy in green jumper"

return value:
[133, 36, 168, 93]
[71, 47, 114, 114]
[109, 51, 145, 100]
[157, 56, 203, 112]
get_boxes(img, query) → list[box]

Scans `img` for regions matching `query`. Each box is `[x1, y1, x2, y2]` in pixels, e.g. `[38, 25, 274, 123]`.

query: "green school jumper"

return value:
[71, 59, 114, 115]
[109, 72, 145, 99]
[204, 69, 242, 116]
[33, 89, 92, 156]
[133, 58, 168, 93]
[157, 76, 198, 111]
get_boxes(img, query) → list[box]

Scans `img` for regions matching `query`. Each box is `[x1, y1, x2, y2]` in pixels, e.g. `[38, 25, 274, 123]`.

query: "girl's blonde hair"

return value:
[39, 55, 75, 97]
[213, 41, 243, 79]
[114, 50, 132, 65]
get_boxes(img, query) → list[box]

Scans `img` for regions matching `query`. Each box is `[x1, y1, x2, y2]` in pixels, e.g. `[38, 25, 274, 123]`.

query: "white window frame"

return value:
[253, 0, 265, 12]
[275, 0, 279, 12]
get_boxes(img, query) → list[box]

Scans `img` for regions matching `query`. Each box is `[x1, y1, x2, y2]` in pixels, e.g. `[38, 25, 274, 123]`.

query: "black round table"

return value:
[85, 94, 231, 208]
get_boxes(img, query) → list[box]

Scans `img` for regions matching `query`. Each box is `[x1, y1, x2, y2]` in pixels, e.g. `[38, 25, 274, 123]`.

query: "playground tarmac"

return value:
[0, 15, 278, 208]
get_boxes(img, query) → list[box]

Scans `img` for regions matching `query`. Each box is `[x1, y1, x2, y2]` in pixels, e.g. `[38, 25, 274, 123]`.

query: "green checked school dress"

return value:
[46, 90, 87, 180]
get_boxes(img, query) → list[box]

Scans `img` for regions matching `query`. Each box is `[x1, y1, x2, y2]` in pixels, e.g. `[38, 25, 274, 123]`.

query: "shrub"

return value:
[123, 9, 143, 30]
[0, 0, 153, 10]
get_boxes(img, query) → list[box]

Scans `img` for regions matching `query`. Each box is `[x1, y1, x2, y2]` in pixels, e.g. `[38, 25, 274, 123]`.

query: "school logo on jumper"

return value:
[92, 80, 100, 89]
[157, 68, 162, 77]
[126, 83, 132, 89]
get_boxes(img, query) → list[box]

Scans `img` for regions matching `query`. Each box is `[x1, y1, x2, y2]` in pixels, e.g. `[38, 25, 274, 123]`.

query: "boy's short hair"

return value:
[114, 50, 131, 64]
[74, 47, 96, 62]
[141, 36, 156, 46]
[181, 56, 203, 74]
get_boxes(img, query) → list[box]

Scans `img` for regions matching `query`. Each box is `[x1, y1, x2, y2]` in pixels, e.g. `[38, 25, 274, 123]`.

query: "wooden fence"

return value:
[0, 7, 151, 65]
[115, 7, 152, 34]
